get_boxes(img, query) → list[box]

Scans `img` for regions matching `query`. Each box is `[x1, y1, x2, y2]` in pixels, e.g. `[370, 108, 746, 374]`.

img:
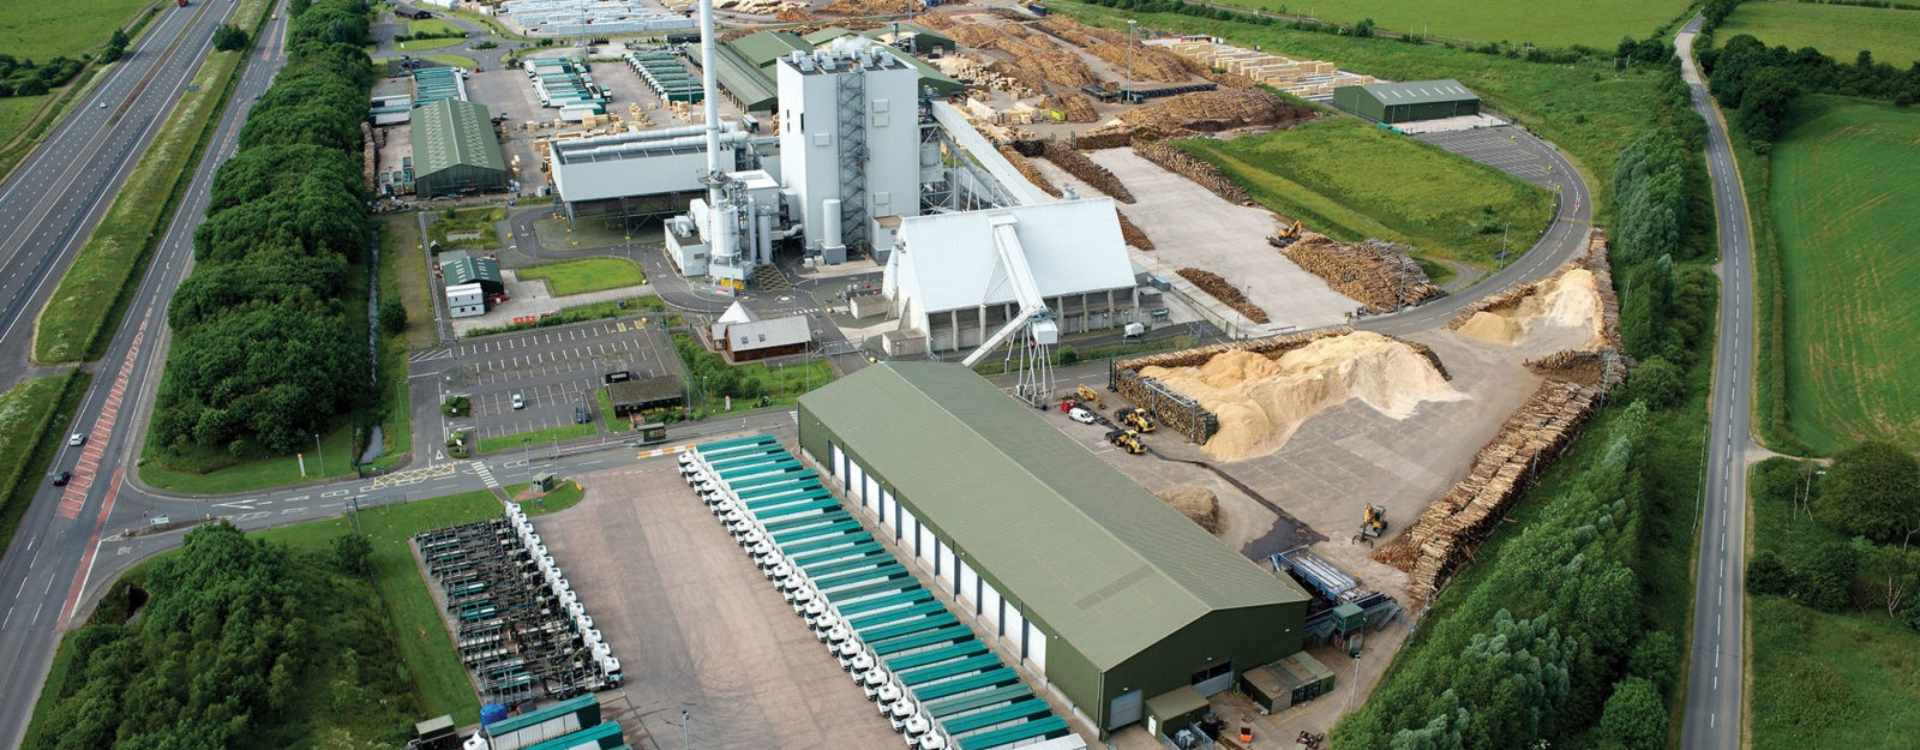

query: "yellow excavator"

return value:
[1075, 384, 1103, 410]
[1116, 407, 1156, 433]
[1106, 429, 1146, 455]
[1358, 504, 1387, 542]
[1270, 218, 1306, 248]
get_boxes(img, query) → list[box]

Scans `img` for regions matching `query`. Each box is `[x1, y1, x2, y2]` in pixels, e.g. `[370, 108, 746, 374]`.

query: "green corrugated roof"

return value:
[800, 363, 1307, 672]
[1354, 79, 1478, 106]
[699, 42, 778, 111]
[730, 30, 811, 68]
[411, 99, 505, 178]
[802, 26, 854, 45]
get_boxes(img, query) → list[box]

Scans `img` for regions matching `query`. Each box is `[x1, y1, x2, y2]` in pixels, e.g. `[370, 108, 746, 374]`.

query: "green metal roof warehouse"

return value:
[411, 99, 508, 198]
[798, 363, 1309, 737]
[1332, 79, 1480, 124]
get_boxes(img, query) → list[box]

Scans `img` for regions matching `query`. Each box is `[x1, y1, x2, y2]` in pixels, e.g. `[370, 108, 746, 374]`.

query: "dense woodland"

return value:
[28, 523, 418, 749]
[1750, 445, 1920, 625]
[151, 0, 375, 456]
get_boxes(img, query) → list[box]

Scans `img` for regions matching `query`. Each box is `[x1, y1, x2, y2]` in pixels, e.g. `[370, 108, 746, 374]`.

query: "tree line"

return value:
[1749, 444, 1920, 627]
[1334, 58, 1718, 750]
[1697, 0, 1920, 149]
[29, 523, 419, 749]
[0, 25, 127, 99]
[150, 0, 374, 457]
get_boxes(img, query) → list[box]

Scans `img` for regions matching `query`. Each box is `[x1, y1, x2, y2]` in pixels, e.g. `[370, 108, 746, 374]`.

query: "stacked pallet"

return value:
[1279, 233, 1443, 314]
[1377, 228, 1629, 603]
[1132, 140, 1251, 204]
[1039, 141, 1135, 203]
[1177, 268, 1270, 324]
[1118, 88, 1310, 139]
[1117, 209, 1154, 250]
[998, 145, 1062, 197]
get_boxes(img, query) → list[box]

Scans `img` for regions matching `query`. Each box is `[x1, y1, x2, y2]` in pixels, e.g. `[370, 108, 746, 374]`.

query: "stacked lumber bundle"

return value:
[998, 145, 1062, 197]
[1279, 233, 1443, 314]
[1176, 268, 1270, 324]
[1039, 141, 1135, 203]
[1117, 209, 1154, 250]
[1118, 88, 1310, 139]
[1162, 39, 1375, 99]
[1132, 141, 1251, 205]
[936, 55, 1038, 98]
[1376, 228, 1629, 604]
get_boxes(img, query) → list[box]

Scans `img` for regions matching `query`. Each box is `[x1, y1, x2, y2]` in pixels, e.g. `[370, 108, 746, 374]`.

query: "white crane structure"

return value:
[960, 214, 1058, 407]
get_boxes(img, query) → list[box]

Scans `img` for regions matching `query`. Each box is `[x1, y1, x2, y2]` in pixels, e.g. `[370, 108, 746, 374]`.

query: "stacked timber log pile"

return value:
[1132, 141, 1251, 205]
[1118, 88, 1308, 139]
[940, 55, 1039, 97]
[361, 122, 377, 193]
[1177, 268, 1269, 324]
[1117, 327, 1347, 371]
[1112, 328, 1351, 443]
[1054, 92, 1100, 123]
[820, 0, 917, 14]
[1280, 233, 1443, 314]
[998, 145, 1062, 197]
[1375, 228, 1628, 604]
[1036, 16, 1194, 82]
[1039, 141, 1135, 203]
[1117, 210, 1154, 250]
[1071, 130, 1135, 149]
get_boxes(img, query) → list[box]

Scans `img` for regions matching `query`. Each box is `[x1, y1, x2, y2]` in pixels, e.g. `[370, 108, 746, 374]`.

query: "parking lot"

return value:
[1415, 125, 1560, 187]
[533, 457, 905, 749]
[438, 318, 682, 440]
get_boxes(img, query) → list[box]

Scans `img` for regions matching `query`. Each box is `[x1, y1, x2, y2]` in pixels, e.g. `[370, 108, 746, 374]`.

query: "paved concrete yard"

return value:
[534, 459, 905, 750]
[1085, 148, 1360, 331]
[437, 318, 681, 440]
[1415, 126, 1559, 188]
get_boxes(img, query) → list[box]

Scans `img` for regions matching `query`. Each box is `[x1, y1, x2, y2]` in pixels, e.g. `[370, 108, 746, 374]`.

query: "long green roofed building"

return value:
[797, 362, 1309, 736]
[411, 99, 508, 197]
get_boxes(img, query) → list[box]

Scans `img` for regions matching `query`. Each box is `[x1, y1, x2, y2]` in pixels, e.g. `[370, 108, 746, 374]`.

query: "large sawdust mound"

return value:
[1155, 484, 1221, 534]
[1455, 268, 1604, 347]
[1140, 332, 1464, 462]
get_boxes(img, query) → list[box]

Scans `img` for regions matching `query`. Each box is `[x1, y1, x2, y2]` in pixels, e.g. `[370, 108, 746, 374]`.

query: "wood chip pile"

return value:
[1117, 209, 1154, 250]
[1039, 141, 1135, 203]
[1156, 485, 1222, 534]
[1118, 327, 1349, 371]
[1176, 267, 1270, 324]
[1279, 232, 1443, 314]
[998, 145, 1062, 197]
[1375, 228, 1628, 604]
[1119, 88, 1312, 139]
[1132, 141, 1251, 204]
[1111, 328, 1351, 443]
[1447, 228, 1622, 351]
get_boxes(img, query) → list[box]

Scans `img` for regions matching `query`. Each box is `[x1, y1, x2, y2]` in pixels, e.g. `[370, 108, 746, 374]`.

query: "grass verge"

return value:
[32, 0, 274, 363]
[421, 52, 479, 69]
[477, 423, 598, 455]
[672, 332, 834, 417]
[426, 205, 504, 250]
[371, 220, 420, 472]
[0, 373, 90, 555]
[397, 36, 461, 51]
[515, 256, 647, 296]
[1179, 117, 1554, 264]
[514, 479, 584, 516]
[384, 212, 436, 349]
[140, 422, 359, 493]
[461, 295, 665, 338]
[595, 387, 627, 433]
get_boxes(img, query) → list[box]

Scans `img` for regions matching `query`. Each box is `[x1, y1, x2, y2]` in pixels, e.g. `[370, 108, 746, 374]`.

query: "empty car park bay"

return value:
[441, 319, 682, 441]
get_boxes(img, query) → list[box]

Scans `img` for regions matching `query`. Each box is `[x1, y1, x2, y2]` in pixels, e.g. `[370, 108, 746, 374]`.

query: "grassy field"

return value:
[0, 0, 152, 60]
[372, 216, 427, 471]
[1747, 462, 1920, 746]
[594, 387, 628, 432]
[515, 256, 647, 296]
[408, 18, 463, 37]
[422, 52, 479, 69]
[1057, 2, 1667, 217]
[250, 489, 506, 725]
[1213, 0, 1686, 48]
[1719, 1, 1920, 65]
[0, 96, 50, 139]
[141, 422, 359, 493]
[1179, 117, 1554, 265]
[427, 205, 504, 250]
[0, 373, 88, 555]
[1768, 96, 1920, 452]
[384, 213, 436, 349]
[513, 479, 584, 515]
[477, 423, 598, 454]
[461, 295, 665, 337]
[398, 36, 462, 51]
[33, 0, 271, 363]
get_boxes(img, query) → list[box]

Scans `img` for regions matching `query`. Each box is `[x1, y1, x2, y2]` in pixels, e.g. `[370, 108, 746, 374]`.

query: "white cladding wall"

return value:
[776, 54, 922, 257]
[828, 440, 1054, 678]
[551, 145, 733, 203]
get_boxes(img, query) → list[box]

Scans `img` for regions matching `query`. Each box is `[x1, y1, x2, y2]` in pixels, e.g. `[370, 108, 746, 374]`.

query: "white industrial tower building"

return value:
[776, 48, 922, 264]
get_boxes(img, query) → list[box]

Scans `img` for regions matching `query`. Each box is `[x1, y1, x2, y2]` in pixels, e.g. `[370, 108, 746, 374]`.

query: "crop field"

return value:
[1213, 0, 1685, 48]
[1718, 1, 1920, 65]
[515, 256, 646, 296]
[0, 0, 150, 60]
[1180, 118, 1553, 265]
[1056, 2, 1667, 214]
[1770, 97, 1920, 452]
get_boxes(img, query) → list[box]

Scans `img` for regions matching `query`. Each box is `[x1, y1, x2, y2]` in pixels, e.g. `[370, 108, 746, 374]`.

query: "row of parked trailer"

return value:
[679, 435, 1086, 750]
[521, 57, 607, 119]
[415, 505, 622, 706]
[623, 49, 702, 104]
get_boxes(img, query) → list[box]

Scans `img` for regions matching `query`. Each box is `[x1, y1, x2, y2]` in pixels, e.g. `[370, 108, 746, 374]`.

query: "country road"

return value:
[0, 3, 291, 745]
[1678, 16, 1756, 750]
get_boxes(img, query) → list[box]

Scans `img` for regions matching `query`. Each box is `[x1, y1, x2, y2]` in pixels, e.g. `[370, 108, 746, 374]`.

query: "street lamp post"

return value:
[1125, 20, 1137, 102]
[314, 433, 325, 474]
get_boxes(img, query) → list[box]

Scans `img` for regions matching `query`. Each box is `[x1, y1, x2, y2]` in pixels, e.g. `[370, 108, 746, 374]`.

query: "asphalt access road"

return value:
[0, 5, 293, 746]
[1678, 16, 1755, 750]
[0, 0, 243, 387]
[1357, 124, 1593, 337]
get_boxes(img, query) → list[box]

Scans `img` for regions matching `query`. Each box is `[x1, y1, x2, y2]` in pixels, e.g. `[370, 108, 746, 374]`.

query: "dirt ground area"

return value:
[530, 458, 906, 750]
[1061, 148, 1361, 330]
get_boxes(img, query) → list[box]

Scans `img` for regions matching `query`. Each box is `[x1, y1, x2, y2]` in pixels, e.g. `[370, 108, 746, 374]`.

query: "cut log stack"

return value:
[361, 122, 377, 193]
[1176, 268, 1269, 324]
[820, 0, 917, 14]
[1132, 141, 1251, 205]
[1116, 209, 1154, 250]
[998, 145, 1062, 197]
[1039, 141, 1135, 203]
[1117, 88, 1310, 140]
[1376, 228, 1630, 604]
[1280, 232, 1443, 314]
